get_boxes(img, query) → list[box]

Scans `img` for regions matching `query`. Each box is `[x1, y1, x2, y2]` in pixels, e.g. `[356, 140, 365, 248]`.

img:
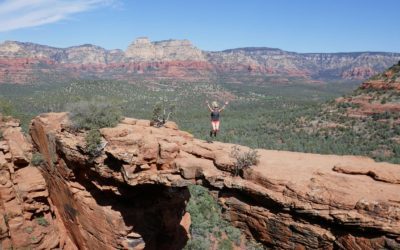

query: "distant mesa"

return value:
[125, 37, 205, 61]
[133, 36, 151, 44]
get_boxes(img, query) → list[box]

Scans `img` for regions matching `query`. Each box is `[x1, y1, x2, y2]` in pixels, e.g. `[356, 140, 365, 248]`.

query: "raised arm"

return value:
[206, 100, 213, 112]
[219, 101, 229, 112]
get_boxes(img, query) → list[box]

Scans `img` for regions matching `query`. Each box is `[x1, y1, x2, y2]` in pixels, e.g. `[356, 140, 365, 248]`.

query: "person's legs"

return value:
[214, 121, 220, 136]
[215, 121, 220, 130]
[211, 121, 217, 137]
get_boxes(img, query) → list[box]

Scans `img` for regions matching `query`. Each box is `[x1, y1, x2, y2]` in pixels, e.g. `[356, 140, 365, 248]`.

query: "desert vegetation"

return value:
[3, 78, 398, 163]
[31, 152, 44, 166]
[2, 74, 399, 247]
[185, 185, 264, 250]
[151, 100, 176, 127]
[230, 146, 259, 176]
[67, 100, 122, 131]
[66, 99, 122, 158]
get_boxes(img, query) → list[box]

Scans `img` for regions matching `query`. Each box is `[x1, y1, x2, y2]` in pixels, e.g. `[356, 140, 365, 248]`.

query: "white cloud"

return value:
[0, 0, 117, 32]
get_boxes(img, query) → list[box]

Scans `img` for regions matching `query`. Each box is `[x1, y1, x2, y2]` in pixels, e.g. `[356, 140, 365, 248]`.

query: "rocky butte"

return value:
[333, 61, 400, 118]
[0, 112, 399, 249]
[125, 37, 206, 62]
[0, 38, 400, 84]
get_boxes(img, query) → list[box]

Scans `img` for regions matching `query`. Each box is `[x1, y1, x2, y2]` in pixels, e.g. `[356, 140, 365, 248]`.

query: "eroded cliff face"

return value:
[28, 114, 191, 250]
[0, 114, 76, 249]
[22, 112, 400, 249]
[1, 39, 400, 84]
[125, 38, 206, 62]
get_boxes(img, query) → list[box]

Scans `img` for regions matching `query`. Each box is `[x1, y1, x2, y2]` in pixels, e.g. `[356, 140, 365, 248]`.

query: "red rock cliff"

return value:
[1, 40, 400, 84]
[0, 114, 76, 249]
[1, 112, 400, 249]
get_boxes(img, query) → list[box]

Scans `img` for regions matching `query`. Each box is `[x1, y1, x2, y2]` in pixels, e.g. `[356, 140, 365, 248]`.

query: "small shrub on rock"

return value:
[67, 100, 120, 159]
[85, 129, 102, 158]
[230, 146, 260, 176]
[35, 216, 49, 227]
[151, 101, 175, 127]
[67, 100, 122, 131]
[31, 152, 44, 166]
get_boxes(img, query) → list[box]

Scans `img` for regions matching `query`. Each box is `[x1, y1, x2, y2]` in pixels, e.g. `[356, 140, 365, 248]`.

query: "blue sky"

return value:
[0, 0, 399, 53]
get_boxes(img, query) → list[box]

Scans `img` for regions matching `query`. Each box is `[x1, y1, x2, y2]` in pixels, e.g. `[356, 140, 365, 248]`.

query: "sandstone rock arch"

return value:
[1, 112, 399, 249]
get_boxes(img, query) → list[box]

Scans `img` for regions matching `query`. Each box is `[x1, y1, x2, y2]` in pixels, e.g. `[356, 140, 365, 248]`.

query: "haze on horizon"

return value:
[0, 0, 399, 53]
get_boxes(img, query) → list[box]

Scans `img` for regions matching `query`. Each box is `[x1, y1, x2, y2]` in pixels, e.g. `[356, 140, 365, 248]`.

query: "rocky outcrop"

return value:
[125, 37, 206, 62]
[360, 62, 400, 91]
[341, 66, 377, 80]
[333, 62, 400, 118]
[28, 114, 192, 249]
[26, 112, 400, 249]
[1, 39, 400, 84]
[0, 114, 75, 249]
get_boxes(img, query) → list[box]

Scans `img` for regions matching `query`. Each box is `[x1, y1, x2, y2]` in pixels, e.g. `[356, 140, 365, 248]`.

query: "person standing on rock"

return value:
[206, 100, 229, 138]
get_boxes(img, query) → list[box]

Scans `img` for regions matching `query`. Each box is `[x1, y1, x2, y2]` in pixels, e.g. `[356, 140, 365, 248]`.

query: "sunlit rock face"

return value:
[0, 115, 76, 249]
[125, 37, 206, 62]
[1, 39, 400, 84]
[22, 112, 400, 249]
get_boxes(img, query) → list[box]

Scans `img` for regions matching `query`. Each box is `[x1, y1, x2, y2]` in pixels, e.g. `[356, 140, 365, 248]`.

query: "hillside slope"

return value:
[300, 61, 400, 162]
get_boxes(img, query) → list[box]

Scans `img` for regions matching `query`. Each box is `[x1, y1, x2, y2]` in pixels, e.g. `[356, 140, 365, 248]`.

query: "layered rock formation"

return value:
[0, 114, 76, 249]
[0, 38, 400, 84]
[360, 61, 400, 91]
[125, 37, 206, 62]
[334, 61, 400, 118]
[21, 112, 400, 249]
